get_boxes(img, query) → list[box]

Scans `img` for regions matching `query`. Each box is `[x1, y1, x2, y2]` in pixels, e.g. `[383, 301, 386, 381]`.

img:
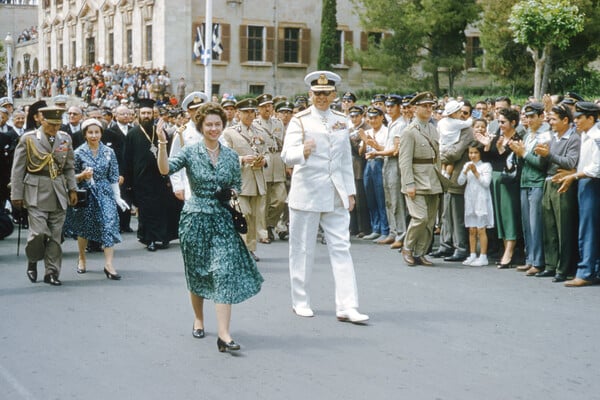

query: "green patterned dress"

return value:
[168, 142, 263, 304]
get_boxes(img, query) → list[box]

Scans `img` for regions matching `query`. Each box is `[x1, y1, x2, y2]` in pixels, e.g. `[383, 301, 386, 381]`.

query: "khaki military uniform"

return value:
[398, 120, 443, 257]
[10, 128, 77, 276]
[253, 117, 287, 237]
[222, 123, 269, 252]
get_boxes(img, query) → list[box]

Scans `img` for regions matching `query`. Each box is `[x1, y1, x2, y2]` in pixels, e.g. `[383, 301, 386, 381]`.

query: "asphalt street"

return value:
[1, 224, 599, 400]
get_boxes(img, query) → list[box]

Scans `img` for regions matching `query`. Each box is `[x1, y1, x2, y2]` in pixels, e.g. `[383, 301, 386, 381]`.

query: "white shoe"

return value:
[462, 254, 477, 266]
[293, 306, 314, 317]
[471, 255, 489, 266]
[362, 232, 380, 240]
[336, 308, 369, 323]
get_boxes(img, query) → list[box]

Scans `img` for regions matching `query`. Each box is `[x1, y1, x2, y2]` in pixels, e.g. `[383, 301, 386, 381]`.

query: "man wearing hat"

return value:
[398, 92, 443, 267]
[294, 96, 309, 113]
[274, 100, 296, 240]
[10, 107, 78, 286]
[348, 105, 371, 239]
[341, 92, 357, 116]
[169, 91, 208, 201]
[254, 93, 287, 243]
[124, 98, 181, 251]
[558, 101, 600, 287]
[53, 95, 69, 125]
[281, 70, 368, 323]
[0, 107, 19, 211]
[221, 98, 238, 128]
[222, 98, 269, 262]
[0, 97, 14, 124]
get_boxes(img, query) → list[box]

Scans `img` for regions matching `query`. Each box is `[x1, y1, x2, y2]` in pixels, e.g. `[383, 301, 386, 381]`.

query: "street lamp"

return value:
[4, 33, 14, 101]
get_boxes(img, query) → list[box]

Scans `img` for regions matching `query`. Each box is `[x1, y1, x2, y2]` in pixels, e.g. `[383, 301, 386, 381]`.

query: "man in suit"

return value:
[281, 71, 368, 323]
[222, 98, 268, 262]
[398, 92, 443, 267]
[1, 107, 19, 209]
[10, 107, 78, 286]
[60, 106, 84, 149]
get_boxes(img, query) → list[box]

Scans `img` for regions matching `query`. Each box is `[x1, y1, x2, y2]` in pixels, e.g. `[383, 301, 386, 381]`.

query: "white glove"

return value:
[111, 183, 130, 211]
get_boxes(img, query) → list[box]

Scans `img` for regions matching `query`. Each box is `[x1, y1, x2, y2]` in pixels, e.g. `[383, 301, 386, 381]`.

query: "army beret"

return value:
[523, 102, 545, 116]
[236, 98, 258, 111]
[573, 101, 600, 118]
[409, 92, 436, 106]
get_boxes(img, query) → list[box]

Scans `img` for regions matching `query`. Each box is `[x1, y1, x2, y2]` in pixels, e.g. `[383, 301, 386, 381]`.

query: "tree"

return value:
[350, 0, 480, 95]
[317, 0, 340, 70]
[508, 0, 584, 99]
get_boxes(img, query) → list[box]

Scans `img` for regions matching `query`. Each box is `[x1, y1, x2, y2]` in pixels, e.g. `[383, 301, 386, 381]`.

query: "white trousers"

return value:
[288, 197, 359, 312]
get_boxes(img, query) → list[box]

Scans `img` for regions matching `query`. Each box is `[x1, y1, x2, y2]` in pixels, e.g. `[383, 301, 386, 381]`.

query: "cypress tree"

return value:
[317, 0, 339, 70]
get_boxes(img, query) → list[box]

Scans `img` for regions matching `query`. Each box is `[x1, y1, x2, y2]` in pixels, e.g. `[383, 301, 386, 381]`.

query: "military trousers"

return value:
[265, 181, 287, 228]
[26, 206, 67, 276]
[239, 194, 265, 252]
[404, 193, 439, 257]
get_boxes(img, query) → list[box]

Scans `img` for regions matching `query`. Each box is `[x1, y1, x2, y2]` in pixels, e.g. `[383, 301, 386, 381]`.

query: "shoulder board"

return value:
[331, 109, 346, 118]
[295, 109, 311, 118]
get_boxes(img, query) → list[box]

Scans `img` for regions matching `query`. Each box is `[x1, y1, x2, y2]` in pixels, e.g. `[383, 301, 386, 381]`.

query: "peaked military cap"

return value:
[348, 105, 365, 116]
[256, 94, 273, 106]
[371, 94, 386, 104]
[0, 107, 8, 115]
[220, 98, 236, 108]
[385, 95, 403, 106]
[236, 98, 258, 111]
[295, 96, 308, 106]
[366, 106, 384, 117]
[523, 102, 545, 116]
[409, 92, 436, 106]
[573, 101, 600, 118]
[566, 92, 585, 103]
[0, 97, 13, 107]
[39, 107, 65, 125]
[182, 91, 208, 110]
[304, 70, 341, 91]
[275, 101, 294, 113]
[273, 95, 287, 105]
[54, 95, 69, 106]
[342, 92, 357, 102]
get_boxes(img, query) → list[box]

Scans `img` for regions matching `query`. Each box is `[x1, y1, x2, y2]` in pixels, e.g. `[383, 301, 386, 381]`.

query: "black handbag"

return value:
[225, 199, 248, 234]
[74, 188, 89, 208]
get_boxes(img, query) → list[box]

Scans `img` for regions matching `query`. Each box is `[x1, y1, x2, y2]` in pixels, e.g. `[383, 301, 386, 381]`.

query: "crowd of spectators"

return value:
[16, 26, 37, 43]
[9, 64, 178, 108]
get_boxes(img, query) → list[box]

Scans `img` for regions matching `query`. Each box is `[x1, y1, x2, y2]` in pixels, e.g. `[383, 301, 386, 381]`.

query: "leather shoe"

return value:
[552, 274, 567, 283]
[156, 242, 169, 250]
[293, 306, 314, 317]
[429, 249, 452, 258]
[147, 242, 157, 251]
[526, 266, 543, 276]
[516, 264, 532, 272]
[416, 255, 434, 266]
[401, 249, 416, 266]
[192, 327, 205, 339]
[564, 278, 596, 287]
[250, 251, 260, 262]
[375, 235, 395, 245]
[536, 269, 555, 278]
[267, 226, 275, 242]
[43, 274, 62, 286]
[444, 254, 467, 262]
[336, 308, 369, 324]
[26, 261, 37, 283]
[390, 240, 403, 249]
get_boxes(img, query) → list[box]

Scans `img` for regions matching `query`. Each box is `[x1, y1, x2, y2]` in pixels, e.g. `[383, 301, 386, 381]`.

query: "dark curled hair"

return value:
[498, 108, 520, 128]
[550, 103, 573, 123]
[194, 102, 227, 133]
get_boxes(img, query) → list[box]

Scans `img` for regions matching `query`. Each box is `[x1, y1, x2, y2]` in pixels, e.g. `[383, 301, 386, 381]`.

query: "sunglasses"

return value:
[313, 91, 333, 97]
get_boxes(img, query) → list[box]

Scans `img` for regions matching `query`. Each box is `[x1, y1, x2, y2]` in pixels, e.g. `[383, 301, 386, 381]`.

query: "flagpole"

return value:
[204, 0, 213, 99]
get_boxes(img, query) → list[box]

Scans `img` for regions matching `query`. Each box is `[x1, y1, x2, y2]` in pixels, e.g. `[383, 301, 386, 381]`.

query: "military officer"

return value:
[254, 93, 287, 242]
[398, 92, 443, 266]
[221, 98, 238, 128]
[10, 107, 78, 286]
[222, 98, 269, 262]
[169, 91, 208, 200]
[281, 70, 368, 323]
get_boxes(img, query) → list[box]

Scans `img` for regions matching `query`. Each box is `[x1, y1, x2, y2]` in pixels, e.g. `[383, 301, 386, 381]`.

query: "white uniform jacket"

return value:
[281, 106, 355, 212]
[169, 120, 202, 200]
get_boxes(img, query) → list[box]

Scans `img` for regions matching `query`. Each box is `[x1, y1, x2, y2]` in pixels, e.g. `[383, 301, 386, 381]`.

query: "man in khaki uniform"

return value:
[11, 107, 78, 286]
[222, 98, 269, 261]
[398, 92, 443, 266]
[254, 94, 287, 242]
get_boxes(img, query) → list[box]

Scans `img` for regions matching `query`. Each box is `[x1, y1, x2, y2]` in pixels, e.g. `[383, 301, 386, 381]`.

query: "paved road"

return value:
[1, 225, 599, 400]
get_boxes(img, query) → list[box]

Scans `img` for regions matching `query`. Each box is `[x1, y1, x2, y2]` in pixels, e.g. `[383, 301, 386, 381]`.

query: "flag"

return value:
[193, 26, 204, 60]
[212, 24, 223, 56]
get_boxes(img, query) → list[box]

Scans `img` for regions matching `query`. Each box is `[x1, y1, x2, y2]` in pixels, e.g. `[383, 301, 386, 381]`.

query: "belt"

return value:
[27, 169, 62, 177]
[413, 158, 436, 164]
[367, 157, 384, 162]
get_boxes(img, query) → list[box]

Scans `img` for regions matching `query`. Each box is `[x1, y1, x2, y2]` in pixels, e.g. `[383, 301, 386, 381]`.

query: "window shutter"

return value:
[239, 24, 248, 63]
[277, 27, 285, 64]
[266, 26, 275, 62]
[221, 23, 230, 62]
[360, 31, 368, 51]
[301, 28, 311, 65]
[344, 30, 353, 66]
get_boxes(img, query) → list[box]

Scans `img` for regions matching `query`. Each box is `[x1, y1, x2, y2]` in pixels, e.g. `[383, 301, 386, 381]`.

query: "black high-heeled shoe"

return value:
[192, 326, 205, 339]
[497, 259, 513, 269]
[217, 337, 240, 352]
[104, 267, 122, 280]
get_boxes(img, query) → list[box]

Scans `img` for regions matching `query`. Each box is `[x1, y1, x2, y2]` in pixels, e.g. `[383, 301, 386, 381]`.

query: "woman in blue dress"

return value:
[156, 103, 263, 353]
[66, 118, 129, 279]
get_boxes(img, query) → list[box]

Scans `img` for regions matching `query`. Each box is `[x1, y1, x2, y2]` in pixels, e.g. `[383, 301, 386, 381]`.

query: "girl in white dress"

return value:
[458, 141, 494, 266]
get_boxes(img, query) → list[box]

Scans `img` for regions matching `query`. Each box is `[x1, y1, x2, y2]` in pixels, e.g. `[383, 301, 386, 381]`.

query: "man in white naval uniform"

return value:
[169, 91, 208, 200]
[281, 71, 368, 323]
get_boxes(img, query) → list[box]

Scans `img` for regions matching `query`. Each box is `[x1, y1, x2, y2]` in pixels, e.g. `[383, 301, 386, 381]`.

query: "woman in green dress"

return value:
[156, 102, 263, 353]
